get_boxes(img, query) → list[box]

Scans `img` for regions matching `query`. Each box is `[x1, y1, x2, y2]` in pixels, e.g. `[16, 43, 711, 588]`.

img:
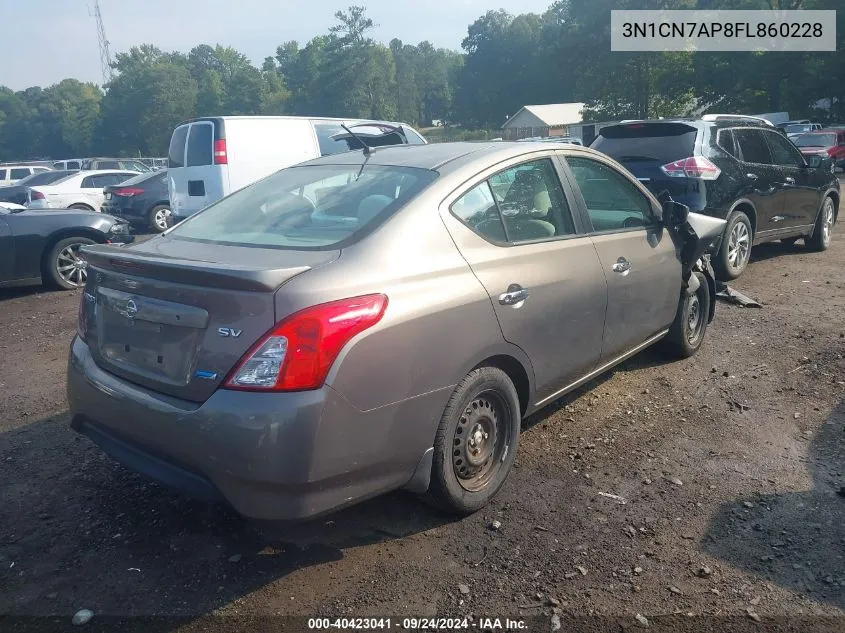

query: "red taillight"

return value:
[660, 156, 721, 180]
[113, 187, 145, 197]
[31, 190, 46, 200]
[213, 139, 228, 165]
[827, 147, 837, 157]
[223, 294, 388, 392]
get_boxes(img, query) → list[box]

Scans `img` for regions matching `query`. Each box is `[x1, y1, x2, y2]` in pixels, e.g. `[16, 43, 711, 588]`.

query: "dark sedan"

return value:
[0, 204, 132, 290]
[0, 170, 79, 206]
[101, 170, 171, 233]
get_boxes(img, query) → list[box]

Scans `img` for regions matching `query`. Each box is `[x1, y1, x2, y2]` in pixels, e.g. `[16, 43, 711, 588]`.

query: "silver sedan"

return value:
[68, 142, 724, 520]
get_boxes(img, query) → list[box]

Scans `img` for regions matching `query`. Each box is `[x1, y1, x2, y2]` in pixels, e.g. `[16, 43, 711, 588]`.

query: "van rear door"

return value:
[168, 120, 228, 221]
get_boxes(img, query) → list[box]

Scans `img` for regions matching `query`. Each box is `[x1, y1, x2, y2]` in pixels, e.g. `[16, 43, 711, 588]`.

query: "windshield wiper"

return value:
[341, 123, 374, 157]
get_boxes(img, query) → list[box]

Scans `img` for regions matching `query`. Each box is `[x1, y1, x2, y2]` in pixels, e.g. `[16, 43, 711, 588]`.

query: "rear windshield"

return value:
[167, 164, 438, 250]
[168, 125, 189, 168]
[119, 170, 165, 186]
[17, 170, 76, 186]
[313, 122, 408, 156]
[591, 123, 697, 162]
[785, 124, 812, 135]
[793, 133, 837, 148]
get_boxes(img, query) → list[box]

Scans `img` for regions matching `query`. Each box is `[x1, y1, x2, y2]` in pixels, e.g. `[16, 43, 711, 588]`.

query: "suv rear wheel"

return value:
[806, 196, 835, 252]
[715, 210, 752, 280]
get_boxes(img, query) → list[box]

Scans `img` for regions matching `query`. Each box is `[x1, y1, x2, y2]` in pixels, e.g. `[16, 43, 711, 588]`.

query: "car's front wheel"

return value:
[715, 210, 752, 280]
[44, 237, 96, 290]
[427, 367, 521, 515]
[662, 272, 711, 359]
[148, 204, 172, 233]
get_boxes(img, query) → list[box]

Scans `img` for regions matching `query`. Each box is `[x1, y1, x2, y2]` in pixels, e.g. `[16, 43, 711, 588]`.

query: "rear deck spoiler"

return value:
[81, 244, 311, 293]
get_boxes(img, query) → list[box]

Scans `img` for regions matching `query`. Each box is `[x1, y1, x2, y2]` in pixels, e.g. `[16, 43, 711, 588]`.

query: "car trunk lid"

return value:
[591, 122, 699, 198]
[79, 237, 339, 402]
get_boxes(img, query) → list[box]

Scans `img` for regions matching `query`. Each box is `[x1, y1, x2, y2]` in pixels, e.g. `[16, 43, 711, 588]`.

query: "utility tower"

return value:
[93, 0, 114, 85]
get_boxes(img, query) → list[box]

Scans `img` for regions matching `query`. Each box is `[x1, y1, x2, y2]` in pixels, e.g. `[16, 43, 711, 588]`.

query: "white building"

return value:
[502, 103, 586, 140]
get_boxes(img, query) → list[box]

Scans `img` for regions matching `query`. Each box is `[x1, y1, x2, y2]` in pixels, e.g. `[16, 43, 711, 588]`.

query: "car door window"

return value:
[451, 181, 506, 242]
[734, 129, 773, 164]
[717, 129, 738, 158]
[763, 130, 805, 167]
[490, 159, 575, 241]
[0, 169, 6, 181]
[565, 156, 656, 232]
[451, 159, 576, 244]
[10, 168, 30, 180]
[81, 175, 107, 189]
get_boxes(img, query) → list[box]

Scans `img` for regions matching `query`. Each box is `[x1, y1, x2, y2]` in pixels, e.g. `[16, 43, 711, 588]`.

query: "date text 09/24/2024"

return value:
[307, 618, 528, 630]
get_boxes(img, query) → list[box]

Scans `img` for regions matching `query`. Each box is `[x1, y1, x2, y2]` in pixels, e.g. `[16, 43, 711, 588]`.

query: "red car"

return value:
[793, 129, 845, 168]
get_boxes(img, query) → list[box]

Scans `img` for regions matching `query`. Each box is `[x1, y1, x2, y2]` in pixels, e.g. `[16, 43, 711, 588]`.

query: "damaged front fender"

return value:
[664, 203, 725, 324]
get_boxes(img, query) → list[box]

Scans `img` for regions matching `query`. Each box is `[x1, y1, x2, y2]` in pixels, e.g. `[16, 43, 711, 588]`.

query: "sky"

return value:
[0, 0, 554, 90]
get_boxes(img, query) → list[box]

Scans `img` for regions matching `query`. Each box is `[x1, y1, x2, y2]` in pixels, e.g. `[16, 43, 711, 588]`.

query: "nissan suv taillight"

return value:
[224, 294, 388, 392]
[660, 156, 721, 180]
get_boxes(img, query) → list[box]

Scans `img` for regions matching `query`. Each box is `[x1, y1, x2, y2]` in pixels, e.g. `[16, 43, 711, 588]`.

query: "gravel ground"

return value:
[0, 229, 843, 633]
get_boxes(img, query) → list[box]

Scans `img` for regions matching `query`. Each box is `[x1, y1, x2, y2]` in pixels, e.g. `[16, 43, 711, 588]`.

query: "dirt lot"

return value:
[1, 229, 844, 632]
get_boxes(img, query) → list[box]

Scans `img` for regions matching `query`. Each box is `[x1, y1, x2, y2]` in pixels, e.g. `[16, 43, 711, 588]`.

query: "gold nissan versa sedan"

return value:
[67, 141, 725, 520]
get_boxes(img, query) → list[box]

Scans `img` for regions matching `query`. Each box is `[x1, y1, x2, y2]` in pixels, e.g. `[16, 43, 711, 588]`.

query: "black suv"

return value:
[591, 116, 840, 279]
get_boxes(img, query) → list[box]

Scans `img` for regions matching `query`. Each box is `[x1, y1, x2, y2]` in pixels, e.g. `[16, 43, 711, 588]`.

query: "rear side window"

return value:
[168, 125, 189, 168]
[168, 164, 438, 249]
[734, 129, 772, 164]
[10, 168, 30, 179]
[717, 129, 738, 158]
[0, 169, 7, 181]
[452, 182, 506, 242]
[186, 123, 213, 167]
[314, 122, 353, 156]
[97, 161, 120, 169]
[591, 123, 697, 163]
[403, 127, 426, 145]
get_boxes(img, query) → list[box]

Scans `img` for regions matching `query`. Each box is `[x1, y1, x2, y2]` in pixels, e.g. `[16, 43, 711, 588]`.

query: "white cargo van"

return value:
[167, 116, 427, 221]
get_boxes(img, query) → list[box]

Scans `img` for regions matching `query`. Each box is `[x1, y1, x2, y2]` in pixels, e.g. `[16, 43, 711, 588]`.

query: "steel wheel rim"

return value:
[56, 244, 88, 287]
[728, 221, 750, 270]
[452, 391, 509, 492]
[154, 207, 172, 230]
[687, 293, 703, 345]
[822, 200, 834, 244]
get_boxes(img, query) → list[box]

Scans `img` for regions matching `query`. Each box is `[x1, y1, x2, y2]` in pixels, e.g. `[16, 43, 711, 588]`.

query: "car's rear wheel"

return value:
[806, 196, 835, 252]
[148, 204, 172, 233]
[662, 272, 711, 359]
[45, 237, 96, 290]
[427, 367, 520, 515]
[715, 211, 752, 280]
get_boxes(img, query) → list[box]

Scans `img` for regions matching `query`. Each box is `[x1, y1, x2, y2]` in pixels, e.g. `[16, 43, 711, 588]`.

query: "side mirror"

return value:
[662, 199, 690, 227]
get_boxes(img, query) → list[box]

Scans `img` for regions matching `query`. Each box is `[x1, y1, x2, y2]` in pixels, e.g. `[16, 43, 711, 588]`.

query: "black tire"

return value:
[427, 367, 521, 515]
[715, 210, 752, 280]
[148, 204, 172, 233]
[781, 237, 800, 247]
[69, 203, 95, 212]
[44, 237, 96, 290]
[661, 272, 711, 359]
[806, 196, 835, 252]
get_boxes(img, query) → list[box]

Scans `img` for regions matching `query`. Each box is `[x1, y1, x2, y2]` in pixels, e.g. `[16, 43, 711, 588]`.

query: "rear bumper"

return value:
[66, 336, 441, 520]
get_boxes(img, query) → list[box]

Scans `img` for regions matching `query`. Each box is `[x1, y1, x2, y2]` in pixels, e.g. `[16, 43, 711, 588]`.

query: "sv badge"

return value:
[218, 327, 243, 338]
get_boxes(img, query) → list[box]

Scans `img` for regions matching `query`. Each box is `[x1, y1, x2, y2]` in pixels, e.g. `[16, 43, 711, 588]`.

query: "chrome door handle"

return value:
[784, 176, 796, 185]
[498, 285, 530, 306]
[746, 173, 759, 180]
[772, 215, 786, 223]
[611, 257, 631, 274]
